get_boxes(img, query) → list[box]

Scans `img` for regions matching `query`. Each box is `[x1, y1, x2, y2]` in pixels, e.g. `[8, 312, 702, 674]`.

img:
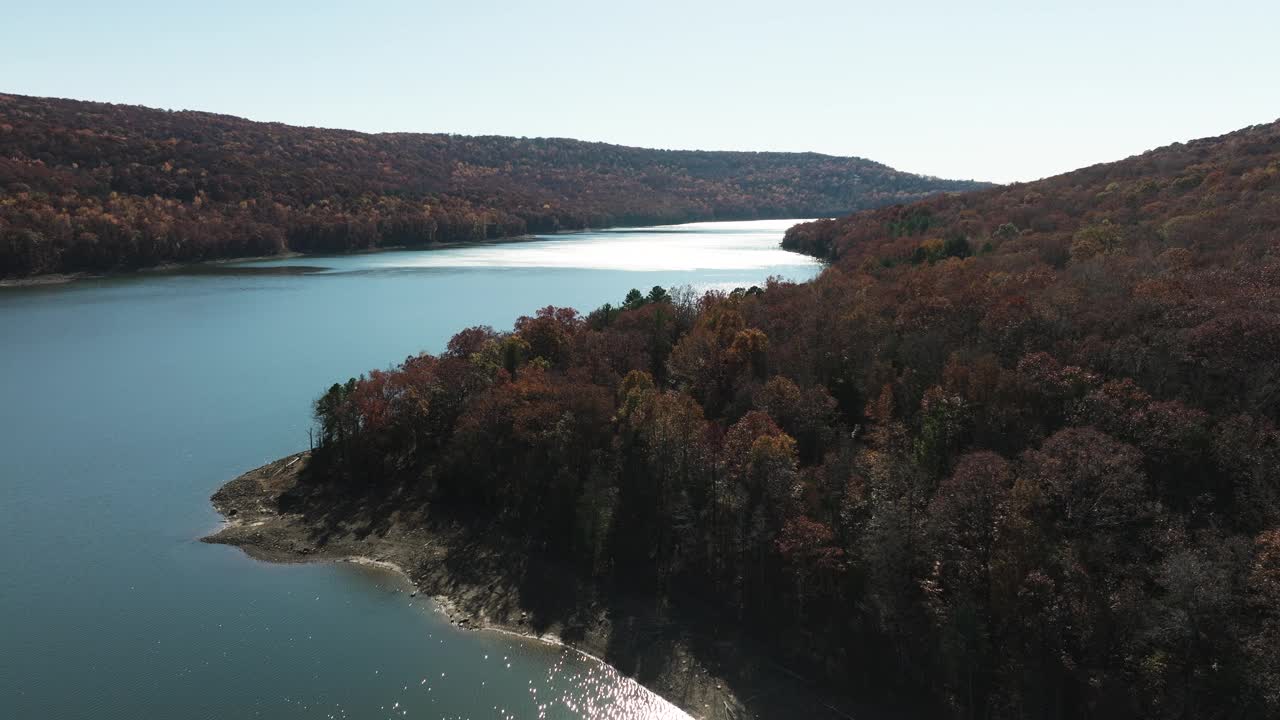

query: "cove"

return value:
[0, 220, 820, 719]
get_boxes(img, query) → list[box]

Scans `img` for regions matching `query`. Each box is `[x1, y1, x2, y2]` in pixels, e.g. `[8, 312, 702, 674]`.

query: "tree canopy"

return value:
[301, 115, 1280, 718]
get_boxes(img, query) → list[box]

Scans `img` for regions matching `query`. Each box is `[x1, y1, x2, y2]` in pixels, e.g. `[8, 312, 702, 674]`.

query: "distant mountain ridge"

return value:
[0, 93, 988, 277]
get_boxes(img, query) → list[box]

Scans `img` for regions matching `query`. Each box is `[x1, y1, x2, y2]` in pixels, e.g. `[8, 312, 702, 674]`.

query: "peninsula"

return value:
[207, 117, 1280, 719]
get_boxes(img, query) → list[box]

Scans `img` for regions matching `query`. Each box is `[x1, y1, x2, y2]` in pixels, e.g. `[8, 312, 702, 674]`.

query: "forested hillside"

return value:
[0, 93, 985, 277]
[299, 118, 1280, 719]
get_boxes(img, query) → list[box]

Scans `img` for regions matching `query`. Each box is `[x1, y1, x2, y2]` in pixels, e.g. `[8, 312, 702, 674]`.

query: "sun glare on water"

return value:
[368, 220, 821, 273]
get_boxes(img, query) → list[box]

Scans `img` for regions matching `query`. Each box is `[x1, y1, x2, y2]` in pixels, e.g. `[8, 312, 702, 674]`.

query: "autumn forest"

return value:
[307, 119, 1280, 718]
[0, 94, 983, 278]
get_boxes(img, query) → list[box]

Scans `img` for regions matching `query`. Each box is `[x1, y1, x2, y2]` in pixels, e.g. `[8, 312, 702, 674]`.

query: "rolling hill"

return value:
[0, 93, 986, 277]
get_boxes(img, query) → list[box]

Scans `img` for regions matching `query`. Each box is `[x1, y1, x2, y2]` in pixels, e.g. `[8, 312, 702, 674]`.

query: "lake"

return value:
[0, 219, 821, 719]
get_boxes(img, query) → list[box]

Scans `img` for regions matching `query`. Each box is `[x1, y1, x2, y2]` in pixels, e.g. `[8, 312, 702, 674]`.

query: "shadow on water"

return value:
[272, 457, 909, 720]
[165, 264, 332, 277]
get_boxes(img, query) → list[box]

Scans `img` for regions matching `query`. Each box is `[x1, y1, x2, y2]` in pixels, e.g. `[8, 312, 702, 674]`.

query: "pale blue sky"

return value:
[3, 0, 1275, 183]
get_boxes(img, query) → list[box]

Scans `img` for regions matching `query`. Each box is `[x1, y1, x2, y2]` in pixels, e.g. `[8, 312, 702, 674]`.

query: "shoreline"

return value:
[333, 556, 637, 675]
[0, 239, 535, 288]
[0, 215, 820, 288]
[202, 453, 866, 720]
[0, 251, 308, 288]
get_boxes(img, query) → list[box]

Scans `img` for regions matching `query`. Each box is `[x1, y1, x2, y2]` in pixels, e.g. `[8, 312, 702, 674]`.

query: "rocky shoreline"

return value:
[202, 453, 871, 720]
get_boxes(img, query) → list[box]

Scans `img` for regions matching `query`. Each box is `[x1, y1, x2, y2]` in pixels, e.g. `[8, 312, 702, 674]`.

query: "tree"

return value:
[943, 233, 971, 259]
[1005, 428, 1157, 713]
[924, 451, 1014, 716]
[1245, 530, 1280, 711]
[623, 288, 646, 310]
[776, 515, 844, 627]
[646, 285, 671, 304]
[727, 328, 770, 380]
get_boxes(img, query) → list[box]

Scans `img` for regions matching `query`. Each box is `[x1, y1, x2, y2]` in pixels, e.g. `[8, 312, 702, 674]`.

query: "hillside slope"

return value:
[0, 93, 986, 277]
[784, 119, 1280, 270]
[276, 119, 1280, 719]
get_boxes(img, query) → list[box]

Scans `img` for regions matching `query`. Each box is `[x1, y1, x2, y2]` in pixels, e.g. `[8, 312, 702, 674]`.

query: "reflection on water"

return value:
[330, 564, 691, 720]
[235, 218, 821, 276]
[0, 219, 818, 720]
[532, 650, 688, 720]
[166, 264, 331, 276]
[363, 220, 818, 273]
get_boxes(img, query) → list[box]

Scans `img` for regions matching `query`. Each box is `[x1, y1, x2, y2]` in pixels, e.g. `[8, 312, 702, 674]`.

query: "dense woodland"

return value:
[0, 93, 984, 277]
[306, 118, 1280, 719]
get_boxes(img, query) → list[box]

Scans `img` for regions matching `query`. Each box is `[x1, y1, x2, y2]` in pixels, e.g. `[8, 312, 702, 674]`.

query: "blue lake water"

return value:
[0, 219, 821, 719]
